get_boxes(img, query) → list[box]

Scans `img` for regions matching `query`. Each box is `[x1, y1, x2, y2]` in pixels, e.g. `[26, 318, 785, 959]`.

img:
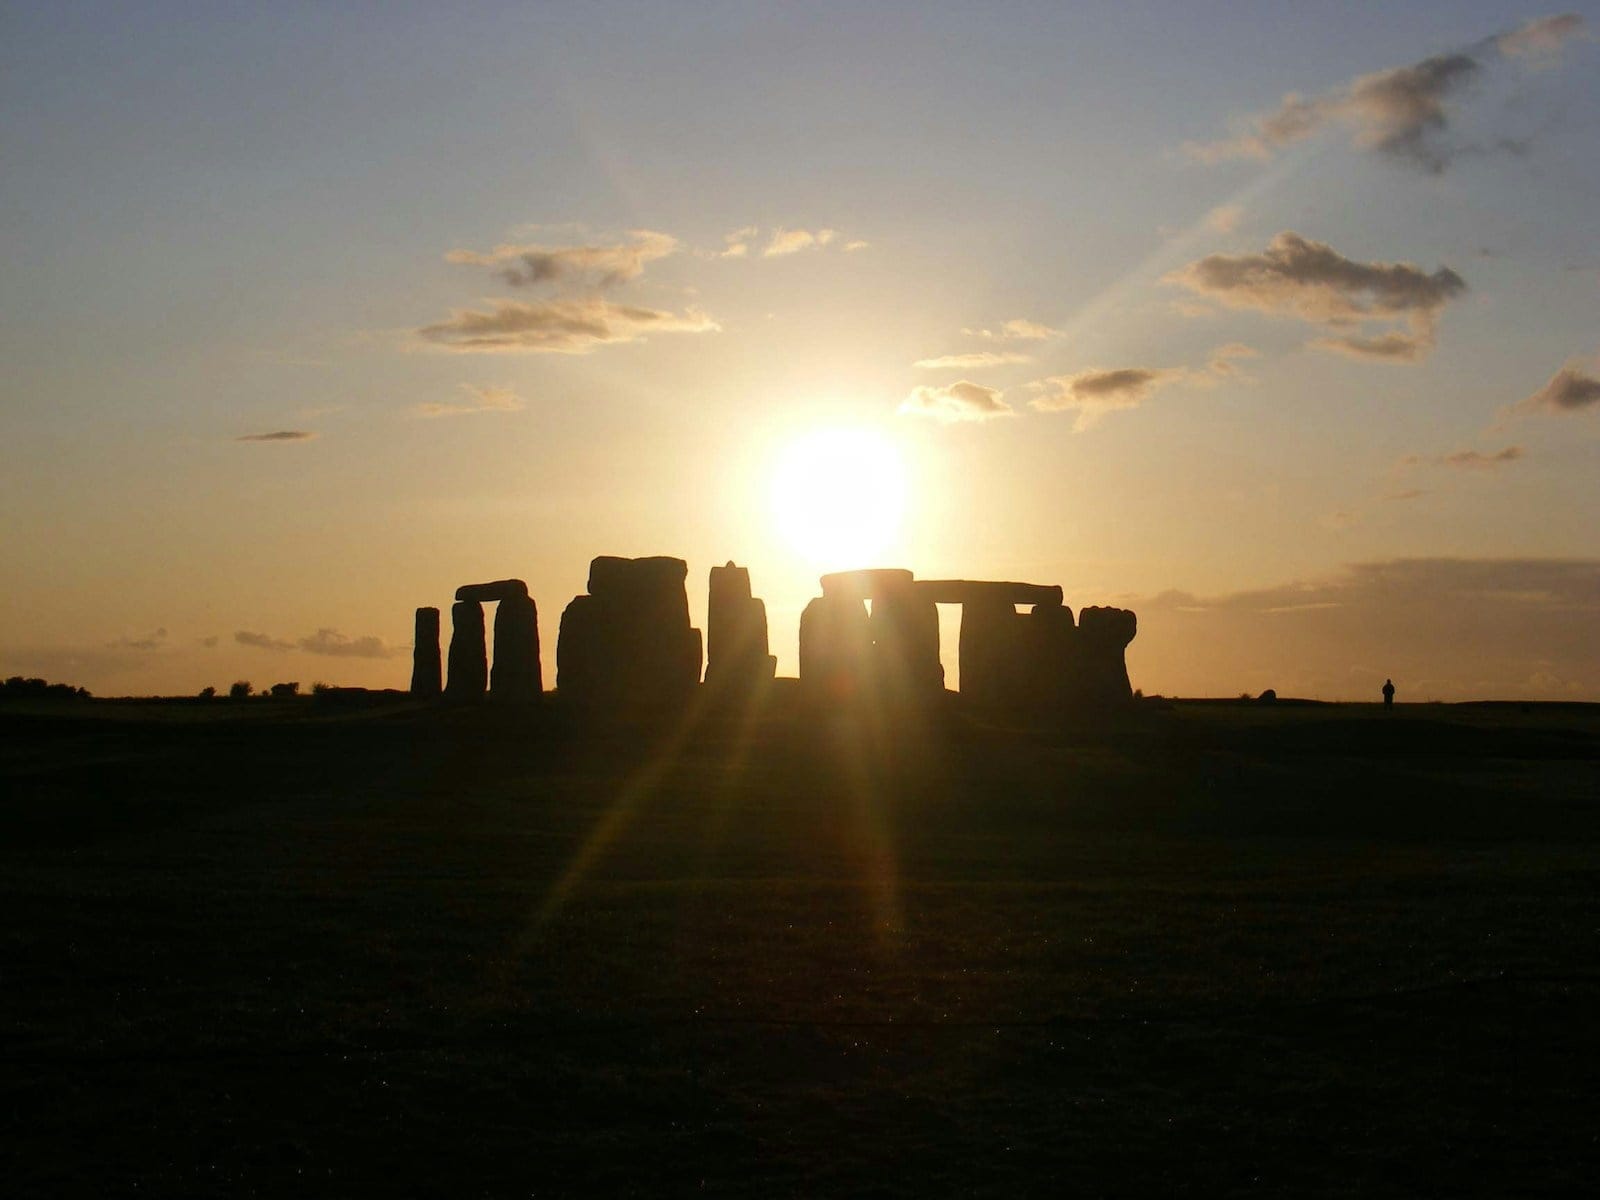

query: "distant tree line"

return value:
[1, 676, 91, 700]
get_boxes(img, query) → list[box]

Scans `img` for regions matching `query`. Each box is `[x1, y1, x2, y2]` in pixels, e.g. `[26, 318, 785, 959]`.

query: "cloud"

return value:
[297, 629, 398, 659]
[1206, 342, 1259, 376]
[199, 636, 219, 648]
[898, 380, 1014, 424]
[1494, 12, 1587, 60]
[1134, 558, 1600, 701]
[718, 226, 758, 258]
[236, 630, 294, 652]
[1518, 364, 1600, 413]
[445, 230, 677, 288]
[1165, 231, 1465, 362]
[107, 628, 168, 652]
[1386, 488, 1428, 501]
[844, 240, 870, 252]
[235, 628, 399, 658]
[1310, 330, 1437, 362]
[1204, 204, 1245, 234]
[1184, 14, 1586, 172]
[964, 318, 1063, 341]
[762, 227, 840, 257]
[1439, 446, 1524, 469]
[913, 351, 1033, 370]
[413, 383, 527, 419]
[417, 298, 719, 354]
[237, 430, 316, 442]
[1029, 366, 1177, 430]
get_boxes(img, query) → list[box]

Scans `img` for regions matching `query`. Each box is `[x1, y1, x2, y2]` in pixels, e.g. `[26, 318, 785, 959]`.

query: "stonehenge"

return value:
[411, 559, 1137, 716]
[490, 593, 542, 700]
[797, 570, 1136, 712]
[557, 555, 702, 707]
[425, 578, 542, 702]
[411, 607, 442, 699]
[705, 562, 776, 694]
[801, 569, 942, 705]
[445, 599, 488, 699]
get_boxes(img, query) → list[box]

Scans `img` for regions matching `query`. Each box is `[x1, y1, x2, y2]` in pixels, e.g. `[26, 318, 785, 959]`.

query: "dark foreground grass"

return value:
[3, 696, 1598, 1196]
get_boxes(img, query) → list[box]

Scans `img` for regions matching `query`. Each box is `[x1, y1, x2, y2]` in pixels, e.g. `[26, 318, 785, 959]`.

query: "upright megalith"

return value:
[411, 607, 442, 698]
[557, 555, 702, 708]
[1075, 605, 1137, 705]
[490, 593, 542, 700]
[446, 600, 488, 699]
[800, 568, 942, 706]
[705, 562, 776, 693]
[799, 593, 871, 704]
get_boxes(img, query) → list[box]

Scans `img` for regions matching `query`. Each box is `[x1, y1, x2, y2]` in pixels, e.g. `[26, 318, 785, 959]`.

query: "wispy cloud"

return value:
[898, 380, 1014, 424]
[446, 230, 677, 288]
[235, 628, 400, 658]
[913, 351, 1033, 370]
[413, 384, 526, 419]
[718, 226, 758, 258]
[417, 298, 719, 354]
[1398, 445, 1524, 470]
[1439, 446, 1525, 469]
[237, 430, 316, 443]
[236, 630, 295, 652]
[762, 227, 839, 257]
[1494, 12, 1588, 61]
[297, 629, 399, 659]
[107, 628, 168, 652]
[1206, 342, 1259, 377]
[1029, 367, 1178, 430]
[1165, 231, 1465, 363]
[1516, 363, 1600, 413]
[1204, 204, 1245, 234]
[1184, 13, 1586, 172]
[964, 318, 1063, 341]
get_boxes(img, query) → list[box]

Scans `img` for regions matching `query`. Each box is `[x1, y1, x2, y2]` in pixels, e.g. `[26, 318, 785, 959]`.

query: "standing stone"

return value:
[556, 556, 702, 708]
[869, 583, 943, 702]
[411, 607, 442, 699]
[1075, 606, 1137, 705]
[799, 594, 871, 704]
[706, 562, 776, 692]
[490, 593, 542, 700]
[958, 595, 1025, 708]
[446, 600, 487, 700]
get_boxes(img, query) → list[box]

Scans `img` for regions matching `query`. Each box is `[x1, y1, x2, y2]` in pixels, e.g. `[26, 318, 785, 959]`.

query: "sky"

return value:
[2, 1, 1597, 700]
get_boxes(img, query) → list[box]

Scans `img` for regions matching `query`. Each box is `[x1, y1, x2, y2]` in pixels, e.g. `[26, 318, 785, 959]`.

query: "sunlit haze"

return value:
[2, 3, 1597, 700]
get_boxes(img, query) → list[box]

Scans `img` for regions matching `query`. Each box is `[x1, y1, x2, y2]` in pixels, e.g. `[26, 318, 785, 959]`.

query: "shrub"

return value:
[269, 681, 300, 698]
[198, 686, 216, 699]
[229, 680, 253, 700]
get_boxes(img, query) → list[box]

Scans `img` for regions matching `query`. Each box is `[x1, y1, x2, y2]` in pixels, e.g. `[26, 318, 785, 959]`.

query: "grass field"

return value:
[4, 695, 1598, 1196]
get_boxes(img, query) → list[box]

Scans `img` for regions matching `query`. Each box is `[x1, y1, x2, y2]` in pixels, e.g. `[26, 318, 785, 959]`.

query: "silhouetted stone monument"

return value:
[446, 600, 487, 699]
[1075, 605, 1137, 705]
[456, 578, 529, 604]
[490, 593, 542, 700]
[557, 555, 702, 707]
[801, 569, 942, 705]
[411, 607, 442, 698]
[916, 581, 1063, 709]
[705, 562, 776, 693]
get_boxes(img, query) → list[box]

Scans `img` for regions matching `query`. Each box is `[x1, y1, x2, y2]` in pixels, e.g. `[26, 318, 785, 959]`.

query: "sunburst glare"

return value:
[769, 428, 908, 570]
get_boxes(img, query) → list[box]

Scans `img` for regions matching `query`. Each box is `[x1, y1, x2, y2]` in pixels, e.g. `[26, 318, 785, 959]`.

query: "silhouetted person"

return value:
[1382, 678, 1395, 708]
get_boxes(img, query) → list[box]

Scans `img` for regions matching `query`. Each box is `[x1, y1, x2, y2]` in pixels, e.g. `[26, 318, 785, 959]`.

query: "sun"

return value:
[769, 428, 908, 569]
